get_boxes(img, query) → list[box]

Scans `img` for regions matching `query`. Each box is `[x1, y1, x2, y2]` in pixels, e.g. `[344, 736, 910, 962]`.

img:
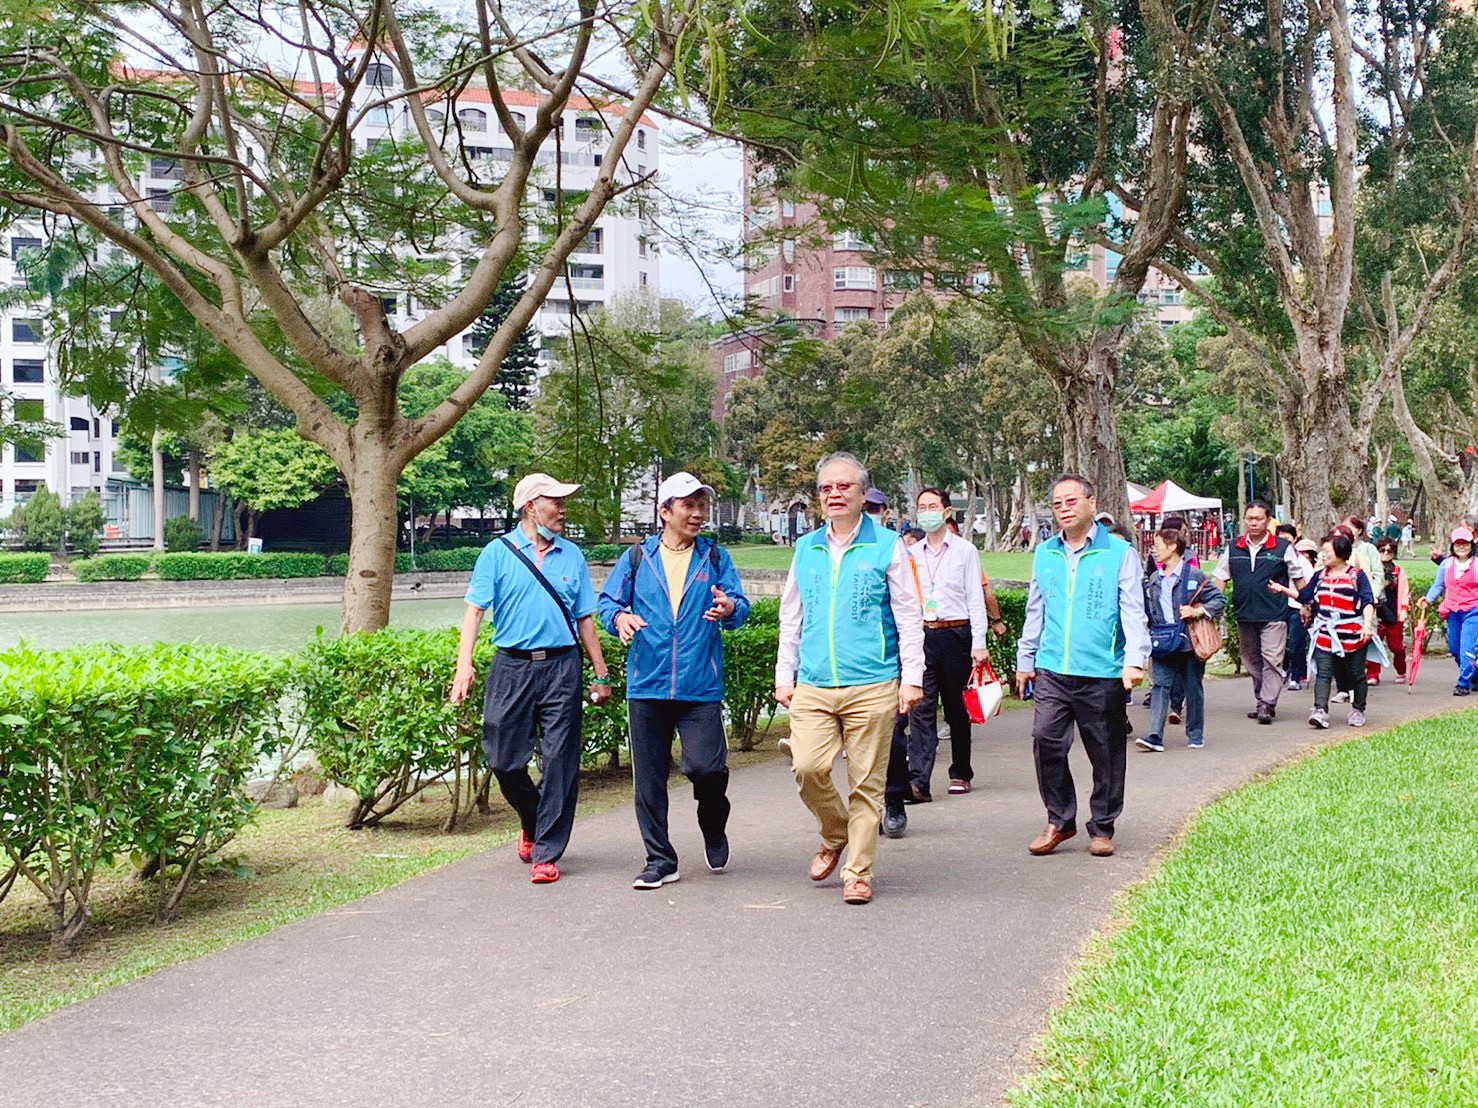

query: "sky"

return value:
[652, 127, 745, 315]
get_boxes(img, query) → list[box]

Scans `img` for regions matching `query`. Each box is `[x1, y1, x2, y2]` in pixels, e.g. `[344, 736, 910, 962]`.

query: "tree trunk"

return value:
[1055, 348, 1129, 523]
[151, 430, 166, 553]
[187, 448, 202, 522]
[208, 496, 226, 551]
[1281, 373, 1367, 536]
[1373, 443, 1392, 529]
[1236, 456, 1247, 524]
[341, 447, 403, 633]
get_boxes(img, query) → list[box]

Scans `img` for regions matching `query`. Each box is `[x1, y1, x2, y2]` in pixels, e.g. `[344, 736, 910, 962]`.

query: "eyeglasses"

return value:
[1050, 498, 1082, 510]
[818, 482, 857, 495]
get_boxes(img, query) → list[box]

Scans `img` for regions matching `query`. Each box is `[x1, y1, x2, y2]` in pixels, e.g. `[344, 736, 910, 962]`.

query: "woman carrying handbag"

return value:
[1139, 527, 1225, 752]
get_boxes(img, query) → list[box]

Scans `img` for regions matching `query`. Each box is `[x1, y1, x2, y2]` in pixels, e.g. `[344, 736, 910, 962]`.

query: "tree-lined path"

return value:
[0, 677, 1460, 1107]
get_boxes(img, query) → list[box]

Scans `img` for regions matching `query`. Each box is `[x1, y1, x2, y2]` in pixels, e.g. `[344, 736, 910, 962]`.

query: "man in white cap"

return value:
[598, 472, 750, 889]
[451, 473, 612, 885]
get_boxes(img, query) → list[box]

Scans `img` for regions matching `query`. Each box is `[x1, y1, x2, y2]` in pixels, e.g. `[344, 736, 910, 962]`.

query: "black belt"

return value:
[500, 645, 576, 660]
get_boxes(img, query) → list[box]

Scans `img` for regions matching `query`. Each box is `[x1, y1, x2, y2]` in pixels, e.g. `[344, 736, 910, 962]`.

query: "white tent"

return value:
[1126, 481, 1153, 504]
[1128, 479, 1223, 515]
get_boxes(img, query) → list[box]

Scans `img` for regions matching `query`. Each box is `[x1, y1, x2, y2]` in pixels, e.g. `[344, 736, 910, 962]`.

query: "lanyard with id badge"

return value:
[920, 540, 947, 620]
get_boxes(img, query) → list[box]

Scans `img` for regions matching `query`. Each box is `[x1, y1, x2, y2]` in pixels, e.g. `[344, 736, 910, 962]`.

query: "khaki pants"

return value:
[1237, 620, 1288, 710]
[789, 680, 898, 881]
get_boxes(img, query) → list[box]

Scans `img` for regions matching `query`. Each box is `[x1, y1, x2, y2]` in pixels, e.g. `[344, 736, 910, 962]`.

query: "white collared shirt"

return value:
[908, 531, 990, 649]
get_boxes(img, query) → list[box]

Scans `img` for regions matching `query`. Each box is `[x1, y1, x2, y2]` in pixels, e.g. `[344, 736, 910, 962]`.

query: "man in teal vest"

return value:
[1015, 474, 1150, 858]
[775, 452, 925, 905]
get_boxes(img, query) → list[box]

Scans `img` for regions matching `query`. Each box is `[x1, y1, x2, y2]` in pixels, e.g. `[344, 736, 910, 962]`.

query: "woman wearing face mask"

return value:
[1417, 526, 1478, 695]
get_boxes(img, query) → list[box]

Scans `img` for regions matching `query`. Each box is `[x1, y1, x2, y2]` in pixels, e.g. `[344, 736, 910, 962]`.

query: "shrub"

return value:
[0, 644, 287, 949]
[72, 554, 152, 582]
[325, 552, 416, 575]
[65, 492, 105, 558]
[585, 543, 622, 562]
[582, 632, 628, 767]
[155, 551, 327, 580]
[0, 553, 49, 584]
[414, 547, 481, 572]
[163, 515, 204, 552]
[298, 628, 494, 830]
[7, 488, 65, 551]
[746, 596, 780, 627]
[723, 621, 780, 750]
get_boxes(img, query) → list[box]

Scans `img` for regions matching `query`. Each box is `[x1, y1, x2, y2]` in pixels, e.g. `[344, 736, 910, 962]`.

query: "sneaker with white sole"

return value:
[1135, 734, 1164, 752]
[777, 736, 792, 757]
[704, 837, 730, 873]
[1187, 738, 1204, 749]
[1333, 690, 1351, 703]
[1348, 709, 1366, 727]
[632, 866, 680, 890]
[1308, 708, 1330, 729]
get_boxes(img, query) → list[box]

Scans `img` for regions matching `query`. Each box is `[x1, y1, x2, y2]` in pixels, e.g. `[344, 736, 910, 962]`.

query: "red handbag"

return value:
[962, 660, 1004, 724]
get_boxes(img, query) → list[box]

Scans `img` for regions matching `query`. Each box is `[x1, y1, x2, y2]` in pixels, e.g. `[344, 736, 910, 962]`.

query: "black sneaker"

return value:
[882, 799, 907, 838]
[1456, 686, 1471, 697]
[704, 837, 730, 873]
[632, 865, 680, 890]
[1135, 734, 1164, 752]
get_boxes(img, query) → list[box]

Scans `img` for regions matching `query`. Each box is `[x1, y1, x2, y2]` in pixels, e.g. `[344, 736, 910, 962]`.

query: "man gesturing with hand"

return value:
[598, 472, 749, 890]
[1015, 474, 1150, 859]
[774, 453, 925, 905]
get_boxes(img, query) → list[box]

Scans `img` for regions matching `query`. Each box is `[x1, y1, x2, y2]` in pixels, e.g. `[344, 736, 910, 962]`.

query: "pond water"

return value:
[0, 598, 470, 654]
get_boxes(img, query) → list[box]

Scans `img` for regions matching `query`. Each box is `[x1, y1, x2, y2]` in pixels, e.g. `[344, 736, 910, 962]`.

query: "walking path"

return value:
[0, 675, 1459, 1107]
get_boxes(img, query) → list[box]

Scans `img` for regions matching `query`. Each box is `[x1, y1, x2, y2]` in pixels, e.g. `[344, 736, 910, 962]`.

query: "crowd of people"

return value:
[447, 463, 1461, 905]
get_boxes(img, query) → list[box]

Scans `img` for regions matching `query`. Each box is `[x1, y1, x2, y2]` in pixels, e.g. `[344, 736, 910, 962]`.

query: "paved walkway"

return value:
[0, 675, 1460, 1107]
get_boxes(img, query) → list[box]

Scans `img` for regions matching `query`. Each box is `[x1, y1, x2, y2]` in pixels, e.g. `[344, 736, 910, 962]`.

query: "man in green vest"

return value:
[775, 452, 925, 905]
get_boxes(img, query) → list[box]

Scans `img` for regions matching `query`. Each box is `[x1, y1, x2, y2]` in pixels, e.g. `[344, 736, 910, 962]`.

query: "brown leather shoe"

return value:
[1028, 822, 1077, 856]
[948, 778, 970, 794]
[809, 845, 843, 881]
[1088, 835, 1115, 857]
[842, 878, 873, 904]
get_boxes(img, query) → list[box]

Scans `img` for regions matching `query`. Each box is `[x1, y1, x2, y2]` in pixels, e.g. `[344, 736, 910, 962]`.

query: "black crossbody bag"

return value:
[500, 537, 579, 646]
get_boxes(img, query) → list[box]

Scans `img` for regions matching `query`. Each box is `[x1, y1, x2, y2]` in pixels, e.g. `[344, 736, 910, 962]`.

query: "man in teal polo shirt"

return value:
[1015, 474, 1150, 858]
[775, 452, 924, 905]
[450, 472, 612, 885]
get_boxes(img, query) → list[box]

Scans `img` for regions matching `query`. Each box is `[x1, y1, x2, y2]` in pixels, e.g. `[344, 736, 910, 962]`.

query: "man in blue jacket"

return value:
[598, 472, 750, 890]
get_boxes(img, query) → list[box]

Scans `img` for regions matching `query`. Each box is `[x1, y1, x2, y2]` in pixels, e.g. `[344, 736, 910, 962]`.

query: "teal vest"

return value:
[792, 516, 902, 688]
[1031, 527, 1130, 679]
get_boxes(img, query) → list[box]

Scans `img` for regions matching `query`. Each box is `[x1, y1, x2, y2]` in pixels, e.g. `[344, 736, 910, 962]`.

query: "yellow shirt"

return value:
[658, 542, 693, 616]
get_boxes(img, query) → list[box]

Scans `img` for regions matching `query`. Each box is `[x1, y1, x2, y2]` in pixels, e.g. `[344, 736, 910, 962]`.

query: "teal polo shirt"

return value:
[464, 530, 597, 649]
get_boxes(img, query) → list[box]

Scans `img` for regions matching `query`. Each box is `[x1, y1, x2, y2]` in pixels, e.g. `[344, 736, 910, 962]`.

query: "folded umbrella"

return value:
[1407, 621, 1428, 694]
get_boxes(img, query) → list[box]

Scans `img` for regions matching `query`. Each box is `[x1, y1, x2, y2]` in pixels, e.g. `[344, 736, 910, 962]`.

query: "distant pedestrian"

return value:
[1015, 475, 1150, 858]
[450, 473, 613, 885]
[775, 452, 924, 905]
[864, 487, 890, 529]
[1417, 526, 1478, 696]
[1370, 537, 1409, 685]
[1345, 516, 1386, 609]
[1138, 527, 1224, 752]
[1285, 537, 1320, 691]
[597, 472, 750, 890]
[1271, 532, 1376, 728]
[1212, 500, 1308, 724]
[1401, 521, 1415, 557]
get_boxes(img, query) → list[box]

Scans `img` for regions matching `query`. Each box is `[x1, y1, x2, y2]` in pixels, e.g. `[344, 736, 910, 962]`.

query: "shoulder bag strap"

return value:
[500, 537, 579, 645]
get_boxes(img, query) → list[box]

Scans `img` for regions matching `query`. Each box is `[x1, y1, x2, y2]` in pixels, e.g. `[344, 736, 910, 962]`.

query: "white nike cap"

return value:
[657, 471, 716, 506]
[513, 472, 581, 510]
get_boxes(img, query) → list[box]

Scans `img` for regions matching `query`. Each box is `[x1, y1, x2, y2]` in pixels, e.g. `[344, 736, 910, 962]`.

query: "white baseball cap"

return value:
[513, 472, 581, 510]
[657, 471, 716, 506]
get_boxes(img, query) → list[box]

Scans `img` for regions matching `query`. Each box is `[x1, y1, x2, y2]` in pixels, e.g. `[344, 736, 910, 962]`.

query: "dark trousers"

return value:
[1286, 608, 1309, 684]
[627, 699, 730, 870]
[481, 649, 583, 865]
[885, 712, 911, 802]
[1314, 646, 1368, 712]
[1030, 670, 1129, 839]
[908, 624, 975, 788]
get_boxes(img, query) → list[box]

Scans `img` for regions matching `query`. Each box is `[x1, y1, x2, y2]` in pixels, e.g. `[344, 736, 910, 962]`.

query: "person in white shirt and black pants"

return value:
[901, 488, 998, 805]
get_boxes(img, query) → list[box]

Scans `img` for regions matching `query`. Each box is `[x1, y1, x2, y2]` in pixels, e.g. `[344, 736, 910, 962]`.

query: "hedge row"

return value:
[0, 644, 289, 951]
[72, 554, 152, 582]
[156, 552, 328, 580]
[0, 552, 49, 584]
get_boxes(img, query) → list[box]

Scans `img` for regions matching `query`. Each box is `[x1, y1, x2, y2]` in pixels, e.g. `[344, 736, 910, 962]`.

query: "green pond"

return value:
[0, 598, 471, 654]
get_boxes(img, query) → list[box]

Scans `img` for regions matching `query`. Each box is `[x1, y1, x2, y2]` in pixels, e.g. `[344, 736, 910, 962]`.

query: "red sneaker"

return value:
[530, 862, 559, 884]
[516, 831, 533, 864]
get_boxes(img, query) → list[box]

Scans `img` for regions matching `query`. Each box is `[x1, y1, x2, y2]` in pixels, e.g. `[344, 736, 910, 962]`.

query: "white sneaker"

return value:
[1333, 690, 1351, 703]
[777, 736, 792, 758]
[1308, 708, 1330, 729]
[1348, 709, 1366, 727]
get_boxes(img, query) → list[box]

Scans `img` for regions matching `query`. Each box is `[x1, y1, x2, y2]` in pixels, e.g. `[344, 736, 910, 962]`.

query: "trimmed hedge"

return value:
[325, 552, 415, 576]
[413, 547, 481, 572]
[72, 554, 152, 582]
[155, 552, 327, 580]
[585, 543, 623, 562]
[0, 553, 49, 584]
[0, 644, 288, 949]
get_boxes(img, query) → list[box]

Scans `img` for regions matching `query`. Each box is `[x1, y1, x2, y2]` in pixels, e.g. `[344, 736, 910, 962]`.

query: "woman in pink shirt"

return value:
[1417, 526, 1478, 695]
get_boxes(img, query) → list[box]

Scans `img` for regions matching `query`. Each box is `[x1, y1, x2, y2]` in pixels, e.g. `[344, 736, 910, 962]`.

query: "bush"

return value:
[325, 552, 416, 575]
[65, 492, 105, 558]
[585, 543, 623, 563]
[72, 554, 152, 582]
[155, 551, 327, 580]
[163, 515, 204, 552]
[0, 644, 287, 949]
[746, 596, 780, 627]
[6, 488, 65, 551]
[0, 553, 50, 584]
[723, 621, 780, 750]
[413, 547, 481, 572]
[298, 628, 493, 829]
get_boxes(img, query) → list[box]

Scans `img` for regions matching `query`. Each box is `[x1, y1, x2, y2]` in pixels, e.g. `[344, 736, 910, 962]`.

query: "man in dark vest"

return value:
[1212, 500, 1309, 724]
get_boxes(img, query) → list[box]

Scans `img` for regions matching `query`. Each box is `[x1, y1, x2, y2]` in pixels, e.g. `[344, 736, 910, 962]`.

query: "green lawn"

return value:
[1009, 710, 1478, 1106]
[724, 544, 1034, 582]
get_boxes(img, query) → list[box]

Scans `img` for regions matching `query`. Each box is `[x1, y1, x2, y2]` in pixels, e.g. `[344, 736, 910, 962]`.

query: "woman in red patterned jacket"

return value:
[1269, 531, 1377, 730]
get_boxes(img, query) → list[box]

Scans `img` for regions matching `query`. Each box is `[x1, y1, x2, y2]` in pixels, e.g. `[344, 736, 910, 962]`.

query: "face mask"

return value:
[536, 524, 557, 541]
[918, 510, 946, 533]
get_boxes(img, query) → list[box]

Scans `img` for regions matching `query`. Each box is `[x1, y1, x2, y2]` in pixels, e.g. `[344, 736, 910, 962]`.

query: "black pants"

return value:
[1030, 670, 1128, 839]
[481, 649, 583, 866]
[908, 624, 975, 789]
[627, 699, 730, 870]
[885, 712, 910, 802]
[1314, 646, 1368, 712]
